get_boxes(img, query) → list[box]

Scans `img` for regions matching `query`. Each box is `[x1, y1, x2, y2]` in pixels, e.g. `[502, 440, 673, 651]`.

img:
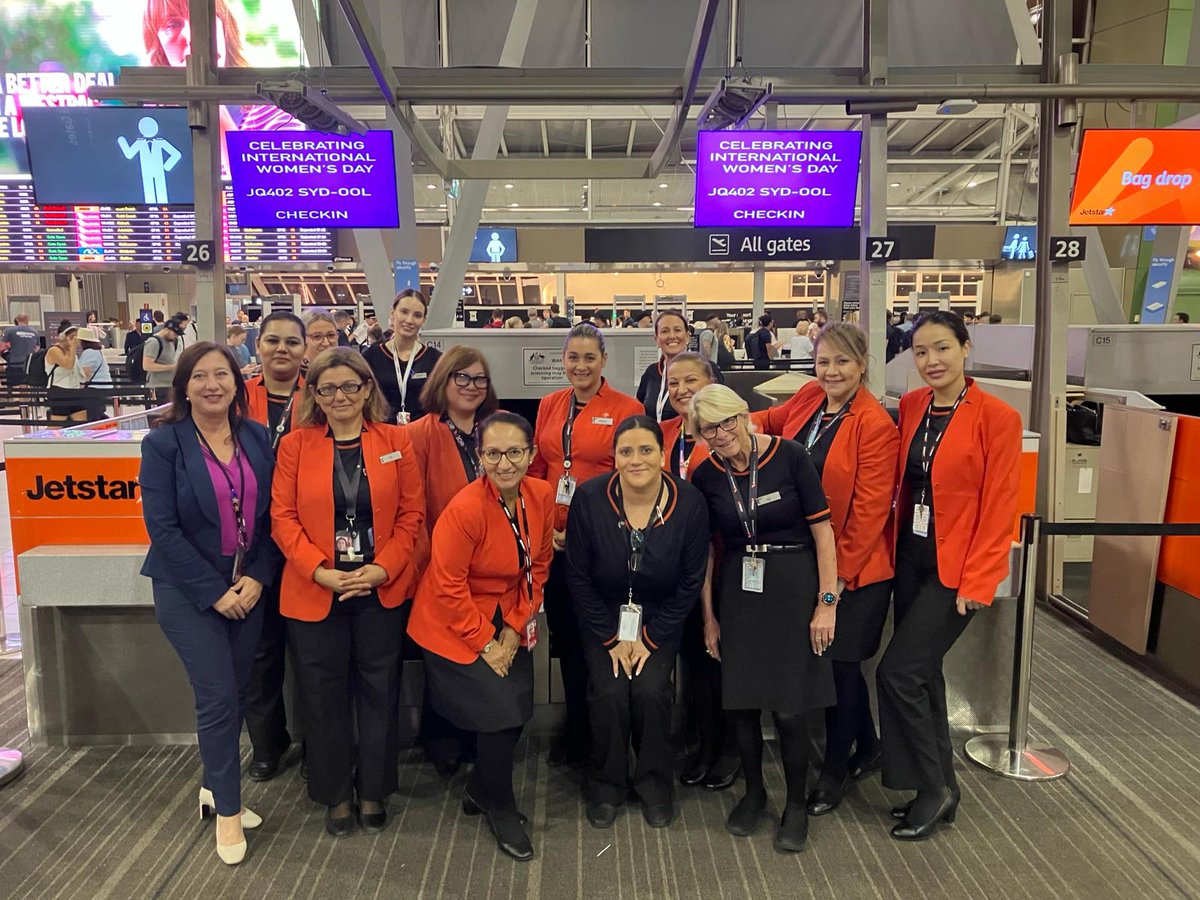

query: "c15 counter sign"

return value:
[226, 130, 400, 228]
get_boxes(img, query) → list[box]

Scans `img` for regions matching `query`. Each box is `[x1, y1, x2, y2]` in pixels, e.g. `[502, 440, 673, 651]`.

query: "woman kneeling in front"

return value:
[272, 348, 425, 838]
[139, 342, 280, 865]
[408, 412, 554, 862]
[689, 384, 839, 853]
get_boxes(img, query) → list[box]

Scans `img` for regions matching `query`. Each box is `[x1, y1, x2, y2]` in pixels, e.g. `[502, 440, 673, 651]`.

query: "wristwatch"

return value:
[819, 591, 838, 606]
[481, 640, 495, 655]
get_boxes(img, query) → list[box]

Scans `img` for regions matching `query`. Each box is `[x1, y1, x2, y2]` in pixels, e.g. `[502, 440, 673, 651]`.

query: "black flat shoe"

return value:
[642, 802, 674, 828]
[891, 786, 959, 820]
[774, 807, 808, 853]
[891, 790, 957, 841]
[484, 810, 533, 862]
[358, 804, 388, 835]
[586, 801, 619, 829]
[805, 779, 848, 817]
[848, 745, 882, 781]
[679, 755, 711, 786]
[248, 757, 280, 782]
[325, 805, 356, 838]
[703, 758, 741, 792]
[462, 790, 529, 826]
[724, 791, 767, 837]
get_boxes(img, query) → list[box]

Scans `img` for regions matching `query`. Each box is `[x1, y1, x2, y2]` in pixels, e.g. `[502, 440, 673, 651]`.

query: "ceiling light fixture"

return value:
[658, 182, 669, 189]
[504, 183, 515, 189]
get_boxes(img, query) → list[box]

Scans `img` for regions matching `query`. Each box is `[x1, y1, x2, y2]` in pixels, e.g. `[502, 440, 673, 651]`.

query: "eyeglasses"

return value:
[480, 447, 530, 465]
[698, 415, 740, 439]
[629, 527, 645, 574]
[452, 372, 490, 390]
[313, 381, 366, 398]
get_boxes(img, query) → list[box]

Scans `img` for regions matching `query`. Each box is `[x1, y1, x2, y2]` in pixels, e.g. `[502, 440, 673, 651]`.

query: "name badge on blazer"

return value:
[592, 416, 614, 426]
[758, 490, 783, 506]
[412, 372, 428, 380]
[380, 451, 403, 464]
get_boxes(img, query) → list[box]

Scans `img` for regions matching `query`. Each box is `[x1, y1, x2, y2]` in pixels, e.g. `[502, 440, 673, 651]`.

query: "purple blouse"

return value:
[203, 445, 258, 556]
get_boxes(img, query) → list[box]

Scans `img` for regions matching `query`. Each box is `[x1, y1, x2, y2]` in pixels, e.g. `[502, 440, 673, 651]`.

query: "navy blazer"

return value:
[140, 416, 280, 611]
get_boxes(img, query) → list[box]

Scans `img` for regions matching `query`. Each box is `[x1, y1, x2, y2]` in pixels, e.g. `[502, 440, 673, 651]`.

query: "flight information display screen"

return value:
[0, 180, 333, 264]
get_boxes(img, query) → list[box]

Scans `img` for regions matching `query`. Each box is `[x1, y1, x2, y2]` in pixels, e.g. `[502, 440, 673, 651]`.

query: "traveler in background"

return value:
[1173, 311, 1191, 324]
[566, 416, 709, 830]
[242, 311, 307, 783]
[2, 313, 41, 389]
[745, 315, 781, 370]
[529, 324, 643, 768]
[696, 318, 718, 365]
[408, 412, 553, 862]
[659, 353, 739, 790]
[227, 325, 254, 374]
[752, 323, 898, 817]
[139, 342, 280, 865]
[408, 346, 501, 777]
[303, 311, 340, 366]
[78, 325, 112, 422]
[689, 384, 838, 853]
[504, 316, 526, 329]
[633, 310, 654, 329]
[485, 310, 505, 329]
[272, 348, 424, 838]
[332, 309, 357, 347]
[987, 313, 1003, 324]
[879, 311, 1020, 841]
[635, 309, 690, 422]
[45, 321, 88, 425]
[175, 313, 199, 350]
[530, 309, 547, 328]
[144, 318, 184, 403]
[712, 318, 736, 370]
[814, 309, 829, 327]
[547, 303, 571, 328]
[363, 289, 444, 424]
[788, 320, 818, 362]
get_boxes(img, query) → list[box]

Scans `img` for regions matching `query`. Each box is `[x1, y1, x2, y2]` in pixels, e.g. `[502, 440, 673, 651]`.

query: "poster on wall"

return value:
[1069, 129, 1200, 226]
[0, 0, 306, 178]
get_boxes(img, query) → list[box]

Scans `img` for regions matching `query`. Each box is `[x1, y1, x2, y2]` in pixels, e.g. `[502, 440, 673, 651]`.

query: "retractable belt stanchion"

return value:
[965, 513, 1071, 781]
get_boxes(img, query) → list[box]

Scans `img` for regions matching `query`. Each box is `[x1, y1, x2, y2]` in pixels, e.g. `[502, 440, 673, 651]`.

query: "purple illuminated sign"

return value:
[226, 130, 399, 228]
[694, 130, 862, 228]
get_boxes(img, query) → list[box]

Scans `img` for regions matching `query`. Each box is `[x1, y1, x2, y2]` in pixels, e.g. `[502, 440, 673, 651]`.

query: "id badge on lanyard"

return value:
[559, 399, 581, 505]
[522, 615, 539, 649]
[392, 340, 418, 424]
[618, 602, 643, 642]
[912, 503, 931, 538]
[724, 442, 765, 592]
[741, 555, 765, 593]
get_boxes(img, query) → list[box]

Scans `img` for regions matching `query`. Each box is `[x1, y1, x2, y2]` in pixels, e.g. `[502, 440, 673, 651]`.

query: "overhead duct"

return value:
[696, 76, 773, 131]
[255, 81, 368, 134]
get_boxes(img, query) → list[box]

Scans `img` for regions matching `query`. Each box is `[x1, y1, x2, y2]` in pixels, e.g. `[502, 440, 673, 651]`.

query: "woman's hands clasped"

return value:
[213, 576, 264, 620]
[608, 639, 652, 678]
[482, 627, 521, 677]
[314, 564, 389, 602]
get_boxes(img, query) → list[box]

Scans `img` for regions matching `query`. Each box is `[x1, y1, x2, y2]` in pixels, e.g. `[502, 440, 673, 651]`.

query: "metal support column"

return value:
[187, 0, 225, 344]
[751, 268, 765, 322]
[859, 0, 888, 397]
[428, 0, 540, 328]
[1030, 0, 1073, 592]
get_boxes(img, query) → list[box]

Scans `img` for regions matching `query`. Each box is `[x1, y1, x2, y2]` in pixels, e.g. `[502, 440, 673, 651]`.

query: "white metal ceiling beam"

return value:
[908, 120, 954, 154]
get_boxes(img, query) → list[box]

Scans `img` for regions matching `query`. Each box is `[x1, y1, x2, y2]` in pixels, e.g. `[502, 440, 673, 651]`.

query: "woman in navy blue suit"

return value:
[139, 341, 280, 866]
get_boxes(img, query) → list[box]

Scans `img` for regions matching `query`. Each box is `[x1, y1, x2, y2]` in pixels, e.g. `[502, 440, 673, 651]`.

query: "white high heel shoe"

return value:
[216, 835, 247, 866]
[198, 787, 263, 829]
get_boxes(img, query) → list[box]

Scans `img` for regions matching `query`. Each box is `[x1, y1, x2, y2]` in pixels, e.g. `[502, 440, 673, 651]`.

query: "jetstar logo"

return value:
[24, 474, 140, 501]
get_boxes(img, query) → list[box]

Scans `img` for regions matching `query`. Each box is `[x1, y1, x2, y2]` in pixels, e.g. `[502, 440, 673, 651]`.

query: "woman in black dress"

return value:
[361, 289, 443, 423]
[689, 384, 839, 853]
[566, 415, 709, 829]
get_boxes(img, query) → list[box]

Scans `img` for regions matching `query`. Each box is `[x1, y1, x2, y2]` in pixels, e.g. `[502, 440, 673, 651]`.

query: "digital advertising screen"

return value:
[693, 130, 862, 228]
[470, 228, 518, 263]
[1069, 129, 1200, 226]
[1000, 225, 1036, 261]
[24, 106, 194, 205]
[0, 0, 306, 178]
[226, 130, 400, 228]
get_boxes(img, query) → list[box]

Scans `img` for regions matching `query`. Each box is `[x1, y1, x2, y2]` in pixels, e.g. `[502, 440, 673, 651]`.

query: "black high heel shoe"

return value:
[806, 776, 848, 817]
[891, 786, 960, 820]
[890, 789, 957, 841]
[483, 809, 533, 862]
[848, 744, 882, 781]
[679, 754, 712, 786]
[462, 790, 528, 826]
[325, 804, 356, 838]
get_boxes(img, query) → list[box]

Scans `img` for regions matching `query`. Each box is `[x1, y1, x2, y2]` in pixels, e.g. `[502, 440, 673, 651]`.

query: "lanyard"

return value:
[562, 395, 584, 471]
[445, 416, 481, 479]
[390, 339, 420, 414]
[269, 378, 302, 451]
[654, 360, 670, 422]
[722, 439, 760, 545]
[803, 397, 853, 452]
[196, 427, 248, 551]
[615, 478, 666, 602]
[333, 439, 365, 529]
[498, 492, 534, 603]
[917, 384, 969, 504]
[676, 431, 690, 477]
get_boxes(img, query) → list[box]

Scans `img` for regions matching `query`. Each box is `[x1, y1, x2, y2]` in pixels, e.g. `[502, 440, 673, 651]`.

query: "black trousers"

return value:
[583, 639, 678, 806]
[289, 597, 409, 807]
[244, 578, 293, 761]
[545, 552, 589, 752]
[680, 605, 730, 764]
[877, 554, 975, 793]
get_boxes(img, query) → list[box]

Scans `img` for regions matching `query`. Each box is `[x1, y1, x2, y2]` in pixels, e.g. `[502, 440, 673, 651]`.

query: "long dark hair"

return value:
[156, 342, 250, 430]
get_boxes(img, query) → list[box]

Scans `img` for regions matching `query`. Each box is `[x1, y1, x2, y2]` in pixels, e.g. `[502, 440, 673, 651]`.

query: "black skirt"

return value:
[830, 579, 892, 662]
[717, 547, 835, 714]
[423, 647, 533, 733]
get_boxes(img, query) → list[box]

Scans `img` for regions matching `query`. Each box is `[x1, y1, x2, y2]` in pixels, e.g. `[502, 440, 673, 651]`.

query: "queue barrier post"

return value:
[964, 513, 1071, 781]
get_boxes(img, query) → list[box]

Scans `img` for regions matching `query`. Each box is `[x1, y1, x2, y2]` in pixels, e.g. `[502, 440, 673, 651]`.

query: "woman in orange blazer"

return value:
[752, 323, 899, 817]
[241, 310, 307, 781]
[877, 310, 1021, 841]
[528, 323, 642, 768]
[407, 345, 500, 776]
[659, 352, 715, 481]
[409, 412, 553, 862]
[272, 348, 425, 839]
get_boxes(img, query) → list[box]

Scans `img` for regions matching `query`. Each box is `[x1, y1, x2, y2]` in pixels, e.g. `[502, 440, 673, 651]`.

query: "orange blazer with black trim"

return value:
[659, 415, 711, 480]
[245, 374, 304, 436]
[406, 412, 476, 576]
[528, 379, 643, 532]
[271, 421, 426, 621]
[894, 379, 1021, 605]
[408, 476, 554, 664]
[752, 381, 899, 591]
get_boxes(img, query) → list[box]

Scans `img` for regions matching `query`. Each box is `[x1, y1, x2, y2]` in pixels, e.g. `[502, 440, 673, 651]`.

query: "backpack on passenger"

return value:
[23, 348, 49, 388]
[125, 334, 161, 384]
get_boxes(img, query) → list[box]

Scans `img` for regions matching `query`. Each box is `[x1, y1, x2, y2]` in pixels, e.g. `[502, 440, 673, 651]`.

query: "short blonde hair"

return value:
[688, 383, 749, 436]
[296, 347, 390, 426]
